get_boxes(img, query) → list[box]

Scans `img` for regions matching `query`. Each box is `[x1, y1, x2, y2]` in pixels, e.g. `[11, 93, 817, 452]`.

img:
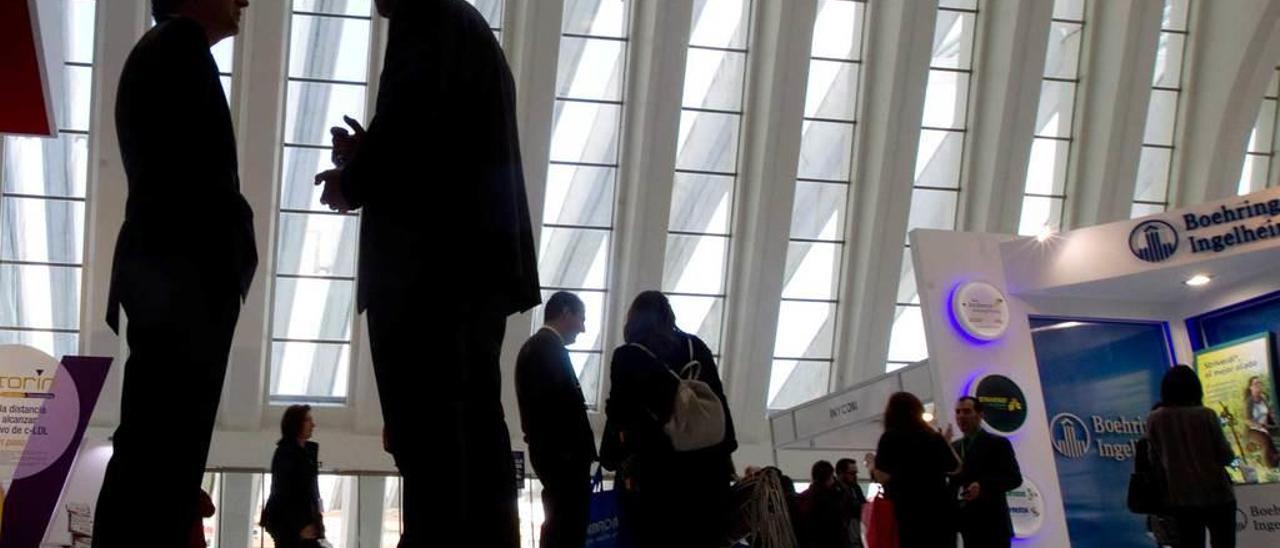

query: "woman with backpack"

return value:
[601, 290, 738, 547]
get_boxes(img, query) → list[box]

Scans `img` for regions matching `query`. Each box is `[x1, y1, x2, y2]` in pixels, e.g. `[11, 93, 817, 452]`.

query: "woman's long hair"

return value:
[280, 404, 312, 441]
[1161, 365, 1203, 407]
[623, 290, 681, 354]
[1244, 376, 1270, 404]
[883, 391, 931, 433]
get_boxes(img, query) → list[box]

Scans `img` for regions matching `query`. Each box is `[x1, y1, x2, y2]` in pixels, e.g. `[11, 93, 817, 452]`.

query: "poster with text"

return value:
[1195, 333, 1280, 485]
[0, 346, 110, 548]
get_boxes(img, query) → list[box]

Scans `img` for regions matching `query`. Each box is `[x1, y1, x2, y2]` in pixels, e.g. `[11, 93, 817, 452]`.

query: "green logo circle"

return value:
[975, 375, 1028, 433]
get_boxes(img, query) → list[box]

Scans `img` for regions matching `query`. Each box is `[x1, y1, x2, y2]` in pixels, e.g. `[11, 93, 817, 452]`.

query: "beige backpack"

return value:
[629, 337, 727, 452]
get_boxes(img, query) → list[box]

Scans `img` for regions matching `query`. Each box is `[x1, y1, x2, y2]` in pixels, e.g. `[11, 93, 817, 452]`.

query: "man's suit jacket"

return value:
[338, 0, 538, 315]
[950, 430, 1023, 539]
[515, 328, 597, 477]
[108, 17, 257, 331]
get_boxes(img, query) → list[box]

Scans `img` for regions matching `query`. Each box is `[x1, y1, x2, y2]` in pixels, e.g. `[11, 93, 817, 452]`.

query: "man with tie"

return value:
[313, 0, 539, 545]
[96, 1, 257, 546]
[949, 397, 1023, 548]
[516, 292, 598, 548]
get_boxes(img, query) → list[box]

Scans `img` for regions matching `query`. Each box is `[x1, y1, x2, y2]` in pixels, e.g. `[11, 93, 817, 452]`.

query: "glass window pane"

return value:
[1152, 32, 1185, 88]
[663, 235, 728, 295]
[940, 0, 978, 10]
[288, 15, 372, 82]
[570, 351, 603, 406]
[467, 0, 504, 29]
[1143, 89, 1178, 146]
[1034, 81, 1076, 138]
[1043, 22, 1083, 79]
[1163, 0, 1189, 31]
[1024, 137, 1070, 196]
[897, 253, 917, 305]
[781, 242, 842, 300]
[931, 11, 976, 70]
[0, 329, 77, 360]
[3, 134, 89, 198]
[317, 475, 354, 543]
[270, 340, 351, 398]
[690, 0, 751, 50]
[682, 49, 747, 111]
[811, 0, 864, 61]
[921, 70, 969, 129]
[670, 172, 733, 235]
[1018, 195, 1064, 236]
[550, 100, 622, 165]
[530, 290, 606, 352]
[914, 130, 964, 188]
[768, 359, 831, 410]
[676, 110, 741, 173]
[64, 0, 97, 64]
[1053, 0, 1086, 21]
[0, 264, 82, 330]
[906, 188, 958, 233]
[272, 278, 355, 341]
[1134, 146, 1172, 203]
[220, 75, 233, 101]
[538, 227, 610, 290]
[803, 60, 859, 121]
[775, 301, 836, 359]
[284, 81, 368, 146]
[797, 120, 854, 181]
[61, 65, 93, 132]
[211, 37, 235, 75]
[667, 294, 723, 353]
[382, 477, 403, 547]
[562, 0, 627, 37]
[1247, 100, 1276, 154]
[2, 197, 85, 264]
[1131, 202, 1166, 218]
[294, 0, 373, 17]
[887, 306, 928, 363]
[275, 212, 359, 277]
[1237, 154, 1268, 196]
[280, 146, 337, 211]
[543, 164, 616, 227]
[790, 181, 847, 240]
[556, 37, 625, 101]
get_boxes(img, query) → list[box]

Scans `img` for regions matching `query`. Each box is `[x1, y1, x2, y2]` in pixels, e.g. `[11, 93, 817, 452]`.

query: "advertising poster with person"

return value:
[0, 346, 110, 548]
[1194, 333, 1280, 484]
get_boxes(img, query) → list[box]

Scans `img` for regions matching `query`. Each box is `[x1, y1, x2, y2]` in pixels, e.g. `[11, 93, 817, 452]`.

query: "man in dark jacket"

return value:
[516, 291, 597, 548]
[95, 1, 256, 546]
[950, 397, 1023, 548]
[314, 0, 539, 545]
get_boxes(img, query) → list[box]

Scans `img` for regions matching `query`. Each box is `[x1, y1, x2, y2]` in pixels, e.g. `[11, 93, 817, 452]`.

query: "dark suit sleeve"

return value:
[515, 338, 556, 451]
[984, 437, 1022, 494]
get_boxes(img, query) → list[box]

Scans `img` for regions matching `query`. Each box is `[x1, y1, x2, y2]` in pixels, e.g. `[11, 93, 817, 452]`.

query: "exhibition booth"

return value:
[904, 185, 1280, 547]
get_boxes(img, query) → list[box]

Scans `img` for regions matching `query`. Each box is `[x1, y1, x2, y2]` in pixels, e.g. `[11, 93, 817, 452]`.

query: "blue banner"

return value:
[1029, 318, 1170, 547]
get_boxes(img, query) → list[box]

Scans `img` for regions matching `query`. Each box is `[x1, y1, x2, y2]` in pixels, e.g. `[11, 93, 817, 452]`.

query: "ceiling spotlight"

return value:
[1035, 224, 1055, 243]
[1185, 274, 1212, 287]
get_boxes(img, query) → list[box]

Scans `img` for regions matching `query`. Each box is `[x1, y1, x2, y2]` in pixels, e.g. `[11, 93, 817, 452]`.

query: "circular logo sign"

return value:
[1006, 477, 1044, 538]
[974, 375, 1028, 433]
[1236, 508, 1248, 532]
[1050, 413, 1092, 459]
[1129, 220, 1179, 263]
[951, 281, 1010, 341]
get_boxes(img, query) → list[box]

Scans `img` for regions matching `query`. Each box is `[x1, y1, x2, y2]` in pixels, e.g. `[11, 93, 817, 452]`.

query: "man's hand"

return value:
[315, 168, 352, 213]
[300, 524, 320, 540]
[329, 115, 365, 167]
[962, 481, 981, 502]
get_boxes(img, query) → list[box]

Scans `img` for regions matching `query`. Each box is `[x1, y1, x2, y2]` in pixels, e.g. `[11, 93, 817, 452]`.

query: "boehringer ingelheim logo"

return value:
[1050, 413, 1091, 459]
[1129, 220, 1179, 263]
[1236, 508, 1248, 532]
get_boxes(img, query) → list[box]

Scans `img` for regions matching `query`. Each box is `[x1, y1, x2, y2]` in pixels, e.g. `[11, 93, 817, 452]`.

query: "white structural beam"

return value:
[1170, 0, 1280, 206]
[835, 0, 938, 387]
[1063, 0, 1162, 228]
[217, 472, 256, 548]
[961, 0, 1053, 234]
[720, 0, 817, 453]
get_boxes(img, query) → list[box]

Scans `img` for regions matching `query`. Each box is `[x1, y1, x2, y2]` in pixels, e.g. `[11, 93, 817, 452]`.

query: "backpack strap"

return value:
[679, 336, 701, 380]
[628, 342, 684, 381]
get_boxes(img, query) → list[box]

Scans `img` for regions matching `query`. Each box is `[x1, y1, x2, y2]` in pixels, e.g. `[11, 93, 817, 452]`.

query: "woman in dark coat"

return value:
[601, 291, 738, 548]
[262, 405, 325, 548]
[869, 392, 960, 548]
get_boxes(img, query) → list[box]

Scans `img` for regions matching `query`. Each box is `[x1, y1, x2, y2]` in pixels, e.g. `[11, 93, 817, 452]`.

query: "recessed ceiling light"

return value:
[1185, 274, 1212, 287]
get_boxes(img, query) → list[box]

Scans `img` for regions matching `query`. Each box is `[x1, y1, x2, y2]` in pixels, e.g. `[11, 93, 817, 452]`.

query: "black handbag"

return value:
[1127, 437, 1166, 514]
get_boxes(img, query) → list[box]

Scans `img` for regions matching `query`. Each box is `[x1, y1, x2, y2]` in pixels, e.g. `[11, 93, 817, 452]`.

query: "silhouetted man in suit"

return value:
[95, 1, 256, 546]
[516, 292, 597, 548]
[949, 397, 1023, 548]
[314, 0, 538, 545]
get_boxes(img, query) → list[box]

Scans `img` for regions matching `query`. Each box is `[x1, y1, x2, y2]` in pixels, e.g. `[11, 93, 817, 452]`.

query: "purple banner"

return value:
[0, 355, 111, 548]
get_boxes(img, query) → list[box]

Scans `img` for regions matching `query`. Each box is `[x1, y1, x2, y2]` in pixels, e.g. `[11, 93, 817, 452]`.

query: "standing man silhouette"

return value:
[949, 397, 1023, 548]
[96, 1, 256, 546]
[314, 0, 538, 545]
[516, 291, 597, 548]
